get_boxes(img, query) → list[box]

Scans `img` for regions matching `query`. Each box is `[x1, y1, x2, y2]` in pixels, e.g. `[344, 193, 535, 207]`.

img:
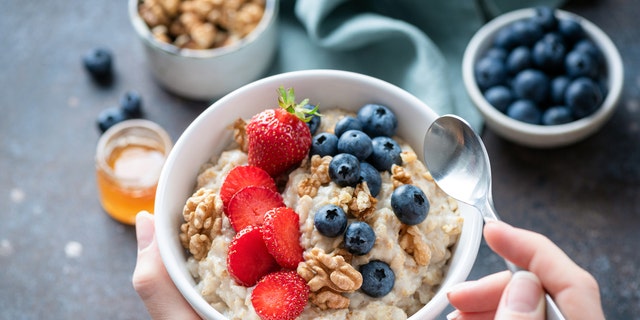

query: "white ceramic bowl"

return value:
[155, 70, 483, 319]
[462, 8, 623, 148]
[128, 0, 279, 100]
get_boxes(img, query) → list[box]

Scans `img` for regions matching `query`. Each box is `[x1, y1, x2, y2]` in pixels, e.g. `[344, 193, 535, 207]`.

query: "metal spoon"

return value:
[423, 114, 565, 320]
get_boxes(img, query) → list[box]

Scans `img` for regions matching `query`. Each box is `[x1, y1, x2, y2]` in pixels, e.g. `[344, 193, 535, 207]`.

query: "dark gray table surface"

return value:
[1, 1, 638, 319]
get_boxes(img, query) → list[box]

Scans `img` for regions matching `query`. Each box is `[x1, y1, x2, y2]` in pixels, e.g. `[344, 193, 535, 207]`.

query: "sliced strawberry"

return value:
[251, 270, 309, 320]
[226, 185, 285, 232]
[227, 225, 279, 287]
[220, 165, 277, 211]
[262, 207, 304, 269]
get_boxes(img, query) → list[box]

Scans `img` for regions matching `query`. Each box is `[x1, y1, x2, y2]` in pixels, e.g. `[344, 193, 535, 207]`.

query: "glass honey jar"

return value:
[95, 120, 172, 225]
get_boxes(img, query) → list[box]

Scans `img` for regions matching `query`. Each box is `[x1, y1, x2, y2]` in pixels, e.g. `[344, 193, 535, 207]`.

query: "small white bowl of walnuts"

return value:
[129, 0, 279, 100]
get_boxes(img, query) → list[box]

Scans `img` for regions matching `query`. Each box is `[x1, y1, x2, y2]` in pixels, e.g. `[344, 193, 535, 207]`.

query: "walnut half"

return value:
[297, 248, 362, 310]
[297, 155, 332, 198]
[179, 188, 223, 260]
[399, 225, 432, 266]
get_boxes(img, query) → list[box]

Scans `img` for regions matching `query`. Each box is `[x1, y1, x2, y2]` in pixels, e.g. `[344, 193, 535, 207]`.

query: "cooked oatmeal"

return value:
[181, 108, 463, 319]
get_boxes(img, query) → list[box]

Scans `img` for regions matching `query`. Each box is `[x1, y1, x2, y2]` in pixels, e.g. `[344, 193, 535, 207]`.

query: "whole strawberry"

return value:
[246, 87, 318, 177]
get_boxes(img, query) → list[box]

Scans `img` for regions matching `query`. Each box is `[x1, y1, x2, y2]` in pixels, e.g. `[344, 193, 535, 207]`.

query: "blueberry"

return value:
[550, 76, 571, 105]
[506, 100, 542, 124]
[310, 132, 339, 157]
[558, 18, 585, 45]
[520, 19, 545, 46]
[329, 153, 361, 187]
[360, 260, 395, 297]
[573, 39, 602, 64]
[83, 47, 113, 84]
[565, 50, 598, 79]
[359, 162, 382, 197]
[493, 25, 519, 50]
[485, 47, 508, 61]
[474, 56, 507, 90]
[533, 6, 558, 32]
[542, 106, 573, 125]
[304, 104, 321, 135]
[314, 204, 348, 237]
[507, 20, 543, 47]
[532, 33, 566, 72]
[337, 130, 373, 160]
[391, 184, 430, 225]
[334, 116, 363, 137]
[512, 69, 549, 104]
[344, 221, 375, 255]
[356, 104, 398, 137]
[565, 77, 603, 119]
[368, 136, 402, 172]
[506, 46, 532, 75]
[484, 86, 513, 113]
[96, 107, 127, 133]
[120, 90, 143, 118]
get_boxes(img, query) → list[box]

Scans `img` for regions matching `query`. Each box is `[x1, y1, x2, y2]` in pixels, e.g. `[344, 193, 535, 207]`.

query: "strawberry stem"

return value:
[277, 86, 320, 123]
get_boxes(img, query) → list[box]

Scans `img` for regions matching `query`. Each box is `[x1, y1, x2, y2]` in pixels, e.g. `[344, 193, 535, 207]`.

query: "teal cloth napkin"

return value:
[270, 0, 564, 131]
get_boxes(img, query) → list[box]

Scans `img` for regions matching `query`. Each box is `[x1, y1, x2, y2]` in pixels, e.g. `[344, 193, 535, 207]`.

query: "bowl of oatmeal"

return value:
[155, 70, 484, 319]
[128, 0, 279, 100]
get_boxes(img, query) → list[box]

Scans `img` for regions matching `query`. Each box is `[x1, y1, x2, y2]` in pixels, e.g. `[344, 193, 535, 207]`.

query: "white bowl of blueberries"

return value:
[462, 7, 623, 148]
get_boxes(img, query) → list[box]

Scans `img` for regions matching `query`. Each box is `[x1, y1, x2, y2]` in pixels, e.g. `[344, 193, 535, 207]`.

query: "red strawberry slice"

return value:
[262, 207, 304, 269]
[227, 225, 279, 287]
[251, 270, 309, 320]
[226, 185, 285, 232]
[220, 165, 277, 211]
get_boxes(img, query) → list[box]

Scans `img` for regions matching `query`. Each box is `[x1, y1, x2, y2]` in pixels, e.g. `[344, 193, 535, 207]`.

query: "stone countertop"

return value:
[1, 1, 638, 319]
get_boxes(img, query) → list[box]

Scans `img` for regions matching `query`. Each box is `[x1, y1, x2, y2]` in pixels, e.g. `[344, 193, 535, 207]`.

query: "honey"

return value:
[95, 120, 172, 225]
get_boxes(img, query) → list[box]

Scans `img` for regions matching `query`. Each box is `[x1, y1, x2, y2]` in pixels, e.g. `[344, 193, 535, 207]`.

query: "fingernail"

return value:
[506, 271, 543, 313]
[446, 310, 461, 320]
[135, 211, 154, 251]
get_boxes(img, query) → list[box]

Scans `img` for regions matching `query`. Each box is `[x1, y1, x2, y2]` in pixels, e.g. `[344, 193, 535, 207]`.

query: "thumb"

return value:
[495, 271, 545, 320]
[132, 211, 200, 320]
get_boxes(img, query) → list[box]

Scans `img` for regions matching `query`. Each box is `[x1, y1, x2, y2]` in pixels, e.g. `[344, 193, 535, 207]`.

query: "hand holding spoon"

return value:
[423, 115, 565, 320]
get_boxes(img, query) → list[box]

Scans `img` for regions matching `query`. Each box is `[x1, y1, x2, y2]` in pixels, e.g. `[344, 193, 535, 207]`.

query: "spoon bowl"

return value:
[423, 115, 497, 219]
[423, 114, 565, 320]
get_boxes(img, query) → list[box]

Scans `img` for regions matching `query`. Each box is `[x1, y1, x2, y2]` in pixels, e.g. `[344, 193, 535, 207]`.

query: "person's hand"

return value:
[132, 211, 200, 320]
[446, 220, 604, 320]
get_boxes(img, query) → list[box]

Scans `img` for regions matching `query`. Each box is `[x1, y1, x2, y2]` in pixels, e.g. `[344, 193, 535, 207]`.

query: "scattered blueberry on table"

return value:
[84, 48, 146, 133]
[475, 6, 606, 125]
[96, 107, 128, 133]
[96, 90, 145, 133]
[120, 90, 144, 118]
[82, 47, 114, 86]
